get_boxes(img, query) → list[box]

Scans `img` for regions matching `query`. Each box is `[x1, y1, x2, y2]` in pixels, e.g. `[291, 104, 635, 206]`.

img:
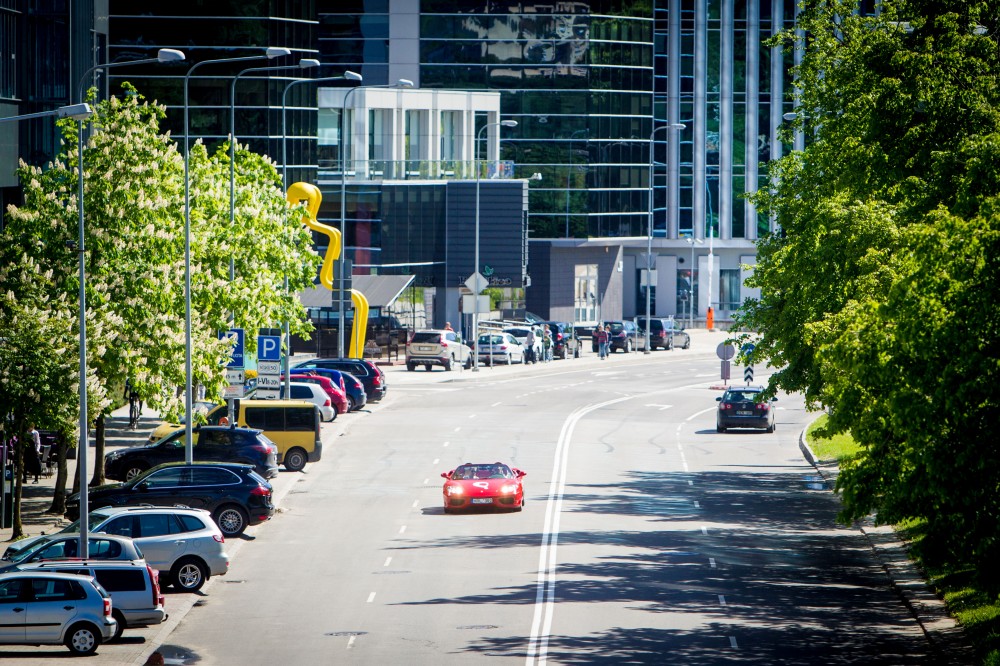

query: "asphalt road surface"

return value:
[147, 349, 930, 665]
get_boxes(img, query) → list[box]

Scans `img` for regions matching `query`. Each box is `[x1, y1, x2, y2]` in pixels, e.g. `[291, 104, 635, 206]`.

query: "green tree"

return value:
[3, 85, 318, 491]
[737, 0, 1000, 583]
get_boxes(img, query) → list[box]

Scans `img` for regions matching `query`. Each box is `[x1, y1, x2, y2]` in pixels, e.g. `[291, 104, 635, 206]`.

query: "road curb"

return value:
[797, 425, 974, 665]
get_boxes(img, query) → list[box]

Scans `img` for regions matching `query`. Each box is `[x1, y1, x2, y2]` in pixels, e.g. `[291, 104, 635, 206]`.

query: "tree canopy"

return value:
[737, 0, 1000, 583]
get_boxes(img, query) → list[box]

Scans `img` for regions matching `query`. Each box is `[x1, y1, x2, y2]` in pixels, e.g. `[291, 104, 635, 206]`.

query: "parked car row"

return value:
[592, 317, 692, 353]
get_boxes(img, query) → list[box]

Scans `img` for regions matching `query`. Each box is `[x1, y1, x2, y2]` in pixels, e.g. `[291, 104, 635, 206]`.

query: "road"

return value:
[141, 348, 930, 665]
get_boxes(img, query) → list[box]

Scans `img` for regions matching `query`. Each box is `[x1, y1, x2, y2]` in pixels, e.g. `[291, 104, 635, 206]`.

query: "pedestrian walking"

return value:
[25, 424, 42, 484]
[525, 327, 536, 364]
[596, 325, 610, 359]
[542, 325, 553, 362]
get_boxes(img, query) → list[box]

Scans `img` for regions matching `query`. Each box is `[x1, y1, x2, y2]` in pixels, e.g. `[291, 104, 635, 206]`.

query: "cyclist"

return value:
[125, 380, 142, 429]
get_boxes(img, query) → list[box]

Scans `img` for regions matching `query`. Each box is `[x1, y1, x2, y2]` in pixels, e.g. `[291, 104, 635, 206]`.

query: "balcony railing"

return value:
[317, 159, 515, 182]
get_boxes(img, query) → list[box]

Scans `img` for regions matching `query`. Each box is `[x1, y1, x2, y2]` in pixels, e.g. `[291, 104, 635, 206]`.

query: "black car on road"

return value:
[67, 462, 275, 537]
[104, 426, 279, 481]
[716, 386, 777, 433]
[539, 321, 579, 359]
[293, 357, 386, 401]
[592, 320, 639, 353]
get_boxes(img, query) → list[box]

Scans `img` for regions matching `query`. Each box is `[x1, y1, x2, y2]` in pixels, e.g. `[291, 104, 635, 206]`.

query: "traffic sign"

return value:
[258, 361, 281, 376]
[464, 272, 488, 294]
[721, 360, 731, 380]
[745, 366, 754, 383]
[258, 335, 281, 362]
[225, 369, 244, 384]
[716, 342, 736, 361]
[220, 328, 245, 368]
[255, 388, 280, 400]
[258, 375, 280, 390]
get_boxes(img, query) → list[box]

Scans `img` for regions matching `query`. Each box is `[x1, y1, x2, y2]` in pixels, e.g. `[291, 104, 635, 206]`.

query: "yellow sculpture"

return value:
[286, 182, 368, 357]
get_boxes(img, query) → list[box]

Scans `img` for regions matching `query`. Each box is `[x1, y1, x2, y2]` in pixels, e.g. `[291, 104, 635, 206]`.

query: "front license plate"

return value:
[471, 498, 493, 504]
[736, 410, 753, 416]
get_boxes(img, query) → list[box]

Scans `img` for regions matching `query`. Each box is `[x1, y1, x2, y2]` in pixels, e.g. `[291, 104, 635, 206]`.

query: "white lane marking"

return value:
[526, 395, 634, 665]
[709, 558, 716, 568]
[718, 595, 727, 606]
[469, 414, 477, 419]
[423, 478, 429, 485]
[701, 526, 708, 535]
[367, 592, 376, 603]
[454, 427, 461, 432]
[492, 401, 502, 407]
[693, 501, 700, 509]
[384, 557, 392, 567]
[645, 403, 673, 411]
[686, 406, 717, 421]
[688, 480, 693, 486]
[411, 500, 419, 508]
[729, 636, 739, 649]
[432, 458, 440, 465]
[398, 525, 407, 534]
[347, 635, 356, 649]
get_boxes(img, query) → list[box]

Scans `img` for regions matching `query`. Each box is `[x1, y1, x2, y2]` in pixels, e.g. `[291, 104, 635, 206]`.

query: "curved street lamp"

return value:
[337, 79, 414, 357]
[183, 47, 290, 463]
[280, 69, 362, 393]
[644, 122, 685, 354]
[74, 47, 185, 558]
[472, 119, 518, 372]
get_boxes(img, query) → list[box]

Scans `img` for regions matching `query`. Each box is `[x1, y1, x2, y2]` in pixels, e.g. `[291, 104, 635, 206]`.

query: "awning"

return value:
[351, 274, 416, 309]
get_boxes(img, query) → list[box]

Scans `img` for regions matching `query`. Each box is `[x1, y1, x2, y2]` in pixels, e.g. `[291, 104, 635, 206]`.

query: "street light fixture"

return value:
[280, 69, 362, 394]
[337, 78, 414, 357]
[685, 236, 703, 329]
[644, 122, 685, 355]
[183, 47, 290, 464]
[472, 119, 517, 372]
[74, 47, 185, 559]
[0, 103, 94, 124]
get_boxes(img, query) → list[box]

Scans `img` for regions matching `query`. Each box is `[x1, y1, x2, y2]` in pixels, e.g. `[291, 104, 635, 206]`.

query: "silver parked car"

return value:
[477, 332, 526, 365]
[0, 571, 117, 655]
[16, 560, 165, 641]
[406, 329, 472, 371]
[4, 505, 230, 592]
[0, 533, 143, 572]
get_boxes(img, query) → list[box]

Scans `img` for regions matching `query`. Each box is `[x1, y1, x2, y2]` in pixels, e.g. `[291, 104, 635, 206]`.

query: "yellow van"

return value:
[146, 399, 321, 472]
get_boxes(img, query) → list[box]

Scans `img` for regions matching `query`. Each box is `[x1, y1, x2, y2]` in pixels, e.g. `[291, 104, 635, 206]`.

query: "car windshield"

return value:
[57, 513, 108, 536]
[452, 464, 512, 480]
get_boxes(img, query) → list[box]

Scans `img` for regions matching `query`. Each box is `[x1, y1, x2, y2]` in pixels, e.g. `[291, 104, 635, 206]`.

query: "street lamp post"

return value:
[685, 236, 703, 329]
[184, 47, 290, 463]
[224, 57, 318, 422]
[337, 79, 414, 357]
[645, 122, 685, 354]
[473, 119, 517, 372]
[565, 129, 588, 238]
[280, 70, 362, 396]
[74, 48, 185, 559]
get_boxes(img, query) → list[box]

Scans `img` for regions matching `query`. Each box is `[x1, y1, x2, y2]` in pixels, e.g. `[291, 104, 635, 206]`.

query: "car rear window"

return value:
[411, 332, 441, 343]
[93, 569, 147, 592]
[609, 323, 625, 333]
[189, 468, 241, 486]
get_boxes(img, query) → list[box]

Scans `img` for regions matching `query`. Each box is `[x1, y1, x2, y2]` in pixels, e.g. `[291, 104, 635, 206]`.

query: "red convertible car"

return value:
[441, 463, 526, 513]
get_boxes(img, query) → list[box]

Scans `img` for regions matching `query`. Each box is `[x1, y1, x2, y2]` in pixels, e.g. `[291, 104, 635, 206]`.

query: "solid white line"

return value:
[367, 592, 376, 603]
[686, 406, 717, 421]
[526, 395, 634, 665]
[383, 557, 392, 567]
[729, 636, 738, 649]
[347, 635, 356, 649]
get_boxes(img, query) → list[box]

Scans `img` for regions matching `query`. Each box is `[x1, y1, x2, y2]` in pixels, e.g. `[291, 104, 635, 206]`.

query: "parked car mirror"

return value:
[716, 397, 722, 402]
[441, 472, 451, 479]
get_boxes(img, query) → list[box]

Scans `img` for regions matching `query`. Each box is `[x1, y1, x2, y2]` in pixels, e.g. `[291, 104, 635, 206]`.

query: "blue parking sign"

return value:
[220, 328, 245, 368]
[258, 335, 281, 362]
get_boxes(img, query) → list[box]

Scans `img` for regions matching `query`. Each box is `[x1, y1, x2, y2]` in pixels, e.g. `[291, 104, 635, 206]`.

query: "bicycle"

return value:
[128, 392, 141, 429]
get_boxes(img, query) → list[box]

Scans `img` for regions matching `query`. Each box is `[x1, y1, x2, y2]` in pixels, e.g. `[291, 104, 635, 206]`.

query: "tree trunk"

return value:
[46, 428, 70, 515]
[90, 413, 106, 487]
[10, 424, 25, 540]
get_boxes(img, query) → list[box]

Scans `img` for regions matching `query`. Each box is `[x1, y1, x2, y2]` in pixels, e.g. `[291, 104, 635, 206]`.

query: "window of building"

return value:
[574, 264, 598, 323]
[719, 268, 741, 313]
[677, 268, 697, 323]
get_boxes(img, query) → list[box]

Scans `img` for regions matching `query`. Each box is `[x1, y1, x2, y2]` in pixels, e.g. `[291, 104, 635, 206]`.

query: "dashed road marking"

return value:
[718, 595, 727, 606]
[399, 525, 407, 534]
[411, 500, 419, 508]
[729, 636, 738, 649]
[347, 635, 356, 649]
[709, 558, 716, 568]
[367, 592, 376, 603]
[701, 526, 708, 535]
[432, 458, 439, 465]
[384, 557, 392, 567]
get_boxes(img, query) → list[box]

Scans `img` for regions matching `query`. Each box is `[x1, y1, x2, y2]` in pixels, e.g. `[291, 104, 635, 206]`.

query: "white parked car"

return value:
[476, 332, 526, 365]
[406, 329, 472, 371]
[0, 571, 117, 655]
[503, 325, 543, 363]
[280, 381, 337, 421]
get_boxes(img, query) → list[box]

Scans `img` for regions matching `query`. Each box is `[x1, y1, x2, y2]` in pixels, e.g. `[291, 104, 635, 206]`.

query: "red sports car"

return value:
[441, 462, 526, 513]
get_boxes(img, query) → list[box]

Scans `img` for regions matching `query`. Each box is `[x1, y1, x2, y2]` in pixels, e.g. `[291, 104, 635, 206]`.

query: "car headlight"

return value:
[105, 450, 121, 461]
[445, 485, 464, 496]
[501, 484, 518, 494]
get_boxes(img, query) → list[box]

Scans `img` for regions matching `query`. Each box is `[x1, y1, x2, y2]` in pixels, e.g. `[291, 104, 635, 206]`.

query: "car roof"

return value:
[726, 385, 765, 391]
[0, 570, 99, 581]
[92, 505, 210, 517]
[193, 425, 263, 434]
[18, 559, 149, 570]
[145, 461, 255, 473]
